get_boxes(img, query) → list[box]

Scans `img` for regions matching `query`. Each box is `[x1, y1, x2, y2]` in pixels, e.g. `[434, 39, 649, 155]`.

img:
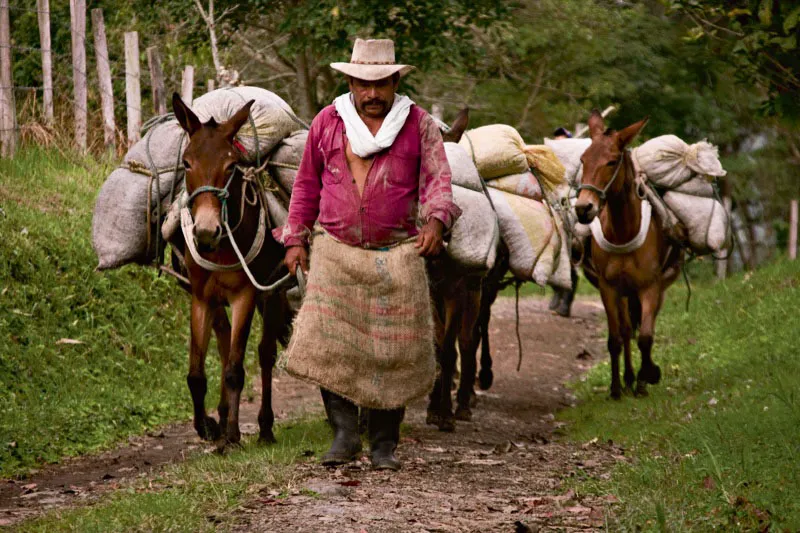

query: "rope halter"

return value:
[184, 172, 236, 226]
[574, 150, 627, 202]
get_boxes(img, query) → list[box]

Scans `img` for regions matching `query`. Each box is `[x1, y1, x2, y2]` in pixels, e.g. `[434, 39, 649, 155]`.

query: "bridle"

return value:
[575, 150, 627, 204]
[185, 171, 237, 226]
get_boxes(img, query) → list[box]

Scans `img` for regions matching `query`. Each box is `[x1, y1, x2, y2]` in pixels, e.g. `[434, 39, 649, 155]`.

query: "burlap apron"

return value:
[278, 233, 435, 409]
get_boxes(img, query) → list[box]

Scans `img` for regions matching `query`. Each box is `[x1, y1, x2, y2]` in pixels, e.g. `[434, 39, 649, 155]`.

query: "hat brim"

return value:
[330, 63, 415, 81]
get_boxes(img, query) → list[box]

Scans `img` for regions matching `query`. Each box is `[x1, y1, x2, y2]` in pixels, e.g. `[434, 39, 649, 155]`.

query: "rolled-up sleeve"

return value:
[418, 113, 462, 230]
[272, 117, 324, 247]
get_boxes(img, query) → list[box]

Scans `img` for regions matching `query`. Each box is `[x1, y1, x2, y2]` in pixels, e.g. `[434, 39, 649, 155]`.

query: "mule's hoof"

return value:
[258, 432, 277, 446]
[640, 364, 662, 385]
[478, 369, 493, 391]
[635, 382, 649, 397]
[454, 406, 472, 421]
[469, 392, 479, 408]
[609, 388, 623, 401]
[196, 416, 221, 441]
[438, 416, 456, 433]
[426, 410, 441, 427]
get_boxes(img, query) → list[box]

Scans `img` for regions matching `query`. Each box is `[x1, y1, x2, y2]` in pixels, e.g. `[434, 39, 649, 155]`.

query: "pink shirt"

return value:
[273, 104, 461, 248]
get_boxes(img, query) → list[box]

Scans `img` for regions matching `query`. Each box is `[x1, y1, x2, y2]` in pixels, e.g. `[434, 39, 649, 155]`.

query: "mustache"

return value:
[362, 98, 386, 107]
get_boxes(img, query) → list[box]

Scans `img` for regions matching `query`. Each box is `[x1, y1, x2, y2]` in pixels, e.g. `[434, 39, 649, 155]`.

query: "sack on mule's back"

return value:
[487, 170, 542, 201]
[459, 125, 529, 179]
[488, 188, 556, 285]
[633, 135, 726, 189]
[268, 129, 307, 194]
[447, 185, 500, 272]
[446, 142, 482, 192]
[192, 86, 304, 164]
[663, 191, 729, 255]
[545, 137, 592, 186]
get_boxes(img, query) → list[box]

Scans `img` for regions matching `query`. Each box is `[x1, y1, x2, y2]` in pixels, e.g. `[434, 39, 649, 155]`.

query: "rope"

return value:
[515, 280, 524, 372]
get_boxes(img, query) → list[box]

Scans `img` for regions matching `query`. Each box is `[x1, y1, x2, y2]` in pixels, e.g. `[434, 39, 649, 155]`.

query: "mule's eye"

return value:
[183, 160, 191, 171]
[606, 160, 617, 167]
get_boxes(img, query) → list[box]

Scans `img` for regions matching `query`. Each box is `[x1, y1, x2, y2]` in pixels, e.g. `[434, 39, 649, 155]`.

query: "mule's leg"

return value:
[211, 307, 232, 435]
[427, 296, 446, 427]
[599, 282, 624, 400]
[220, 289, 257, 448]
[636, 284, 663, 395]
[477, 282, 496, 391]
[188, 297, 221, 440]
[432, 293, 460, 432]
[619, 297, 636, 393]
[256, 299, 279, 445]
[456, 284, 482, 421]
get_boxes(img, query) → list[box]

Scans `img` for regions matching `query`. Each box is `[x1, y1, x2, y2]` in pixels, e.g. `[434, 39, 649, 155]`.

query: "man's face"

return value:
[348, 75, 399, 119]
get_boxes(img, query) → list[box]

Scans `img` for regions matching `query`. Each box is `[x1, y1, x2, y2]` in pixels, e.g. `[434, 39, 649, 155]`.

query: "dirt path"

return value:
[1, 297, 624, 531]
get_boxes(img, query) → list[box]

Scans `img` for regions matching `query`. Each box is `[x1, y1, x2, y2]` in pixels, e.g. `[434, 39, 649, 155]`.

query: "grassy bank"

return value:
[0, 148, 261, 477]
[562, 259, 799, 530]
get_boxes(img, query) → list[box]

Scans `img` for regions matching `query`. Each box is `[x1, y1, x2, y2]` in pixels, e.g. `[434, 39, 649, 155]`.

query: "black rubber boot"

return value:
[320, 389, 362, 466]
[368, 407, 404, 471]
[555, 267, 579, 318]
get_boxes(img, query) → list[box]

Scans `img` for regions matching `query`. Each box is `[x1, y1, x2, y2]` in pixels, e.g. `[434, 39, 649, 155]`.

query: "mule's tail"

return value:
[628, 294, 642, 334]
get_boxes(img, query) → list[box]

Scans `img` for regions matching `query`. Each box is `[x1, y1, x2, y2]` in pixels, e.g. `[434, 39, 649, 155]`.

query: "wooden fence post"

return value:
[69, 0, 87, 151]
[181, 65, 194, 106]
[124, 31, 141, 146]
[790, 199, 798, 261]
[207, 78, 215, 93]
[146, 47, 166, 116]
[0, 0, 15, 157]
[91, 9, 115, 151]
[37, 0, 53, 125]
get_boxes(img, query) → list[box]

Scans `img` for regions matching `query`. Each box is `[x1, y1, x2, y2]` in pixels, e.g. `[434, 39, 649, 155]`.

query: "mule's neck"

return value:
[600, 152, 642, 245]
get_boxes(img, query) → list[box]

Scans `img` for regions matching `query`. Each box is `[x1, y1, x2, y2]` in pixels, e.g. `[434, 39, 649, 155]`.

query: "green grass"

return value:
[562, 258, 800, 531]
[0, 148, 263, 477]
[14, 418, 331, 532]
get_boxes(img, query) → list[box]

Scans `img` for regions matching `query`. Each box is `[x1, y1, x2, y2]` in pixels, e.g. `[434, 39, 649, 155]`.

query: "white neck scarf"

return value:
[333, 93, 414, 158]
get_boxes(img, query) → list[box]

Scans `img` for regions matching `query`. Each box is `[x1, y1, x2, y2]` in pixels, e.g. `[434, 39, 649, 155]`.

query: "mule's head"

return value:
[441, 107, 470, 143]
[173, 93, 254, 251]
[575, 110, 648, 224]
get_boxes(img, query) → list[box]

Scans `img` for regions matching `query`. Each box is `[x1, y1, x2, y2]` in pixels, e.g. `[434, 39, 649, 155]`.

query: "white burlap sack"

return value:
[488, 188, 555, 285]
[548, 214, 572, 290]
[663, 191, 729, 255]
[447, 185, 499, 272]
[93, 167, 180, 269]
[445, 142, 482, 192]
[544, 138, 592, 186]
[123, 120, 186, 171]
[633, 135, 726, 189]
[459, 125, 529, 179]
[673, 176, 715, 198]
[268, 129, 307, 194]
[192, 87, 304, 164]
[487, 170, 542, 201]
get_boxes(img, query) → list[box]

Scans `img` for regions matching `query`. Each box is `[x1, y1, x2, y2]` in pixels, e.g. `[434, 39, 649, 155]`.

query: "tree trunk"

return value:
[294, 49, 317, 120]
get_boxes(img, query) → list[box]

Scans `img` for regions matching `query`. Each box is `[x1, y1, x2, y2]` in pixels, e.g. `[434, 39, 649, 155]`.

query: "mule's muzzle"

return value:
[575, 202, 598, 224]
[194, 224, 222, 251]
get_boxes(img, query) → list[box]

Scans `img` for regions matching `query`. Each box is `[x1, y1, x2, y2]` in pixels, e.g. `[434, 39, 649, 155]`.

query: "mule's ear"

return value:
[221, 99, 254, 143]
[588, 108, 605, 140]
[442, 107, 470, 143]
[172, 92, 202, 136]
[617, 117, 649, 148]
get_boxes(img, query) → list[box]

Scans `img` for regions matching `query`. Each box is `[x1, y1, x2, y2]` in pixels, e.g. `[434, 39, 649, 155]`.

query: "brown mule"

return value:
[575, 110, 683, 399]
[171, 93, 292, 450]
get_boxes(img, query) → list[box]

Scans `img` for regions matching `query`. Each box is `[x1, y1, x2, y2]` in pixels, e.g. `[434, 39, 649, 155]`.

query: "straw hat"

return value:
[330, 38, 415, 81]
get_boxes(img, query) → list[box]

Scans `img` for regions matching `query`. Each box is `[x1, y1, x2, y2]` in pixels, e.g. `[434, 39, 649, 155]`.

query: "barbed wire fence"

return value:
[0, 0, 218, 158]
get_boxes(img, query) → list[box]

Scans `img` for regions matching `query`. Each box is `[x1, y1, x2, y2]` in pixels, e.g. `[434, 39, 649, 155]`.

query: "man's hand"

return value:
[415, 218, 445, 257]
[284, 245, 309, 276]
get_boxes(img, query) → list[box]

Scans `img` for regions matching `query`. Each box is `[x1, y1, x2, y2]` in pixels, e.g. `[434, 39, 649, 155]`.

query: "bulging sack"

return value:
[192, 86, 304, 164]
[268, 129, 307, 194]
[93, 167, 181, 269]
[488, 188, 556, 285]
[548, 214, 572, 290]
[459, 125, 529, 179]
[487, 170, 542, 201]
[663, 191, 730, 255]
[446, 142, 482, 192]
[633, 135, 726, 189]
[544, 138, 592, 186]
[525, 145, 566, 193]
[447, 185, 499, 272]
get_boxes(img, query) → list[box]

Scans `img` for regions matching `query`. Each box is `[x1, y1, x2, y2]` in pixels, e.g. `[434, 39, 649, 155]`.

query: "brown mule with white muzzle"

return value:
[575, 110, 683, 399]
[171, 93, 292, 450]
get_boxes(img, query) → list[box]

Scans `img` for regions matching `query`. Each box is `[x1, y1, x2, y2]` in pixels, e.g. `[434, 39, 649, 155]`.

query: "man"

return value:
[273, 39, 461, 471]
[548, 126, 580, 317]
